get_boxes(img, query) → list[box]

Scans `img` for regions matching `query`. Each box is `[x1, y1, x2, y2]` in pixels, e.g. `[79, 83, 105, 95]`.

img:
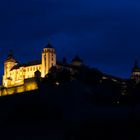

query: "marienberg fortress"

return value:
[0, 42, 140, 96]
[0, 42, 84, 95]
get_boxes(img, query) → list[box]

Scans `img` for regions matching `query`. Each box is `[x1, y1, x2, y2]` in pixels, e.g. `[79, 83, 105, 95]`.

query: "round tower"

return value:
[41, 42, 56, 77]
[3, 50, 18, 87]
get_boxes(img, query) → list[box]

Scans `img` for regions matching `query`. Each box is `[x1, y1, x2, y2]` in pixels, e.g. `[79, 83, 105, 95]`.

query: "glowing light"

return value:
[117, 101, 120, 104]
[1, 45, 56, 96]
[56, 81, 60, 85]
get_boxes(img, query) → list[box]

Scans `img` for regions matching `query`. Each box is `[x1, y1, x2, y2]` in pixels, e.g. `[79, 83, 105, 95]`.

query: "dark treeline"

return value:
[36, 65, 140, 139]
[39, 65, 140, 106]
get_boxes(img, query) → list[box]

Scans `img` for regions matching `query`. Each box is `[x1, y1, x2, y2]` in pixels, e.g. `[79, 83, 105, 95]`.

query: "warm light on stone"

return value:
[0, 43, 56, 95]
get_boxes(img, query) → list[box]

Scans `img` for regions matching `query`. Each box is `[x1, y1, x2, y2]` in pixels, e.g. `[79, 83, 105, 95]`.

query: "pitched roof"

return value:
[72, 55, 83, 63]
[45, 42, 53, 48]
[11, 60, 41, 70]
[5, 50, 17, 63]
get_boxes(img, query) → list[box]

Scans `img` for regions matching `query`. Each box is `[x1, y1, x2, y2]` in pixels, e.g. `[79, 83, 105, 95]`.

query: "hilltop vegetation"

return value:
[0, 65, 140, 139]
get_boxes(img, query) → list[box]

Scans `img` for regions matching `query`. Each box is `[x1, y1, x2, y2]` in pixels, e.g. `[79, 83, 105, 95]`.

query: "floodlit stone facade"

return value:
[1, 42, 56, 95]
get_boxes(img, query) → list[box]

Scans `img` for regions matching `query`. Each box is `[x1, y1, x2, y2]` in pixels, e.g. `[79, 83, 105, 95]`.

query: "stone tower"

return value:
[41, 42, 56, 77]
[131, 59, 140, 83]
[3, 50, 18, 87]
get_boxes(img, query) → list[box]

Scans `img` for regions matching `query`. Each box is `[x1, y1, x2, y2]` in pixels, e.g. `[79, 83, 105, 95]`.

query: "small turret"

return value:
[71, 55, 83, 66]
[5, 50, 17, 62]
[4, 50, 17, 75]
[131, 59, 140, 83]
[3, 50, 18, 87]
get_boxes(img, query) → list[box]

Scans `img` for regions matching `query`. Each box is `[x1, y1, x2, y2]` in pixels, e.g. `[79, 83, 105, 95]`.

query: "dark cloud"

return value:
[0, 0, 140, 78]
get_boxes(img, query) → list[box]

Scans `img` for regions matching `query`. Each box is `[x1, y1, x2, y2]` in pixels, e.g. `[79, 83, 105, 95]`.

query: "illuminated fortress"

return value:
[1, 42, 56, 95]
[1, 41, 140, 96]
[0, 42, 83, 96]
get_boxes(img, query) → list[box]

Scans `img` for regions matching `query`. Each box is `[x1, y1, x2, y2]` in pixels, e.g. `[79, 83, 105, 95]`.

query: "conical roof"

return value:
[45, 41, 53, 48]
[5, 50, 17, 62]
[132, 59, 140, 72]
[72, 55, 83, 63]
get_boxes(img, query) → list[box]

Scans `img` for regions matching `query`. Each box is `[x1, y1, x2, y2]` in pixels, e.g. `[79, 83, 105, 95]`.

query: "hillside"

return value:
[0, 79, 139, 140]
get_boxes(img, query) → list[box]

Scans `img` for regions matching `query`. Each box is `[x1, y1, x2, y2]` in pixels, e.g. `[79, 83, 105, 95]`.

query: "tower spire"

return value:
[45, 39, 53, 48]
[5, 49, 16, 62]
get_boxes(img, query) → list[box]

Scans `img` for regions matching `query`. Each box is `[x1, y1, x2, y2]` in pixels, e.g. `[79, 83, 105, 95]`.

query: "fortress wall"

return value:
[0, 78, 38, 96]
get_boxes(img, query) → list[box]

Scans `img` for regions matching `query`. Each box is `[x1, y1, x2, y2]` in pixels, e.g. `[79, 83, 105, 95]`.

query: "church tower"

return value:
[41, 42, 56, 77]
[3, 50, 18, 87]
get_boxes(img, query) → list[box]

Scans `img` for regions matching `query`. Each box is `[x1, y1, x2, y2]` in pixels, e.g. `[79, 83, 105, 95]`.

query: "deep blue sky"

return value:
[0, 0, 140, 79]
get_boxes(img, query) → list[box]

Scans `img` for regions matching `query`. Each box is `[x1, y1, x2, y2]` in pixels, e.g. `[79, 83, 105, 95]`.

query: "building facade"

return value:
[1, 42, 84, 96]
[1, 41, 139, 96]
[1, 42, 56, 95]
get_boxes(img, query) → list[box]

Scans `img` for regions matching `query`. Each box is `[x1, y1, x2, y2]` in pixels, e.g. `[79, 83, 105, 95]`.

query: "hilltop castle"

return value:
[3, 42, 56, 88]
[0, 42, 83, 95]
[1, 41, 140, 96]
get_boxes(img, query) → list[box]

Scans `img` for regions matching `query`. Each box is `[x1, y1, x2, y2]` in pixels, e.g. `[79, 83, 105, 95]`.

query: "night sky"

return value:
[0, 0, 140, 80]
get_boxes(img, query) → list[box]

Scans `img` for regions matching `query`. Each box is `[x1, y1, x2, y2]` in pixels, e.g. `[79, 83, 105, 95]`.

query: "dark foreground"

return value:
[0, 85, 140, 140]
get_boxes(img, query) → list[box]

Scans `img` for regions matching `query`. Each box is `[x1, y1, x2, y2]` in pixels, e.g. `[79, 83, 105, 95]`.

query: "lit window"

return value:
[56, 82, 59, 85]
